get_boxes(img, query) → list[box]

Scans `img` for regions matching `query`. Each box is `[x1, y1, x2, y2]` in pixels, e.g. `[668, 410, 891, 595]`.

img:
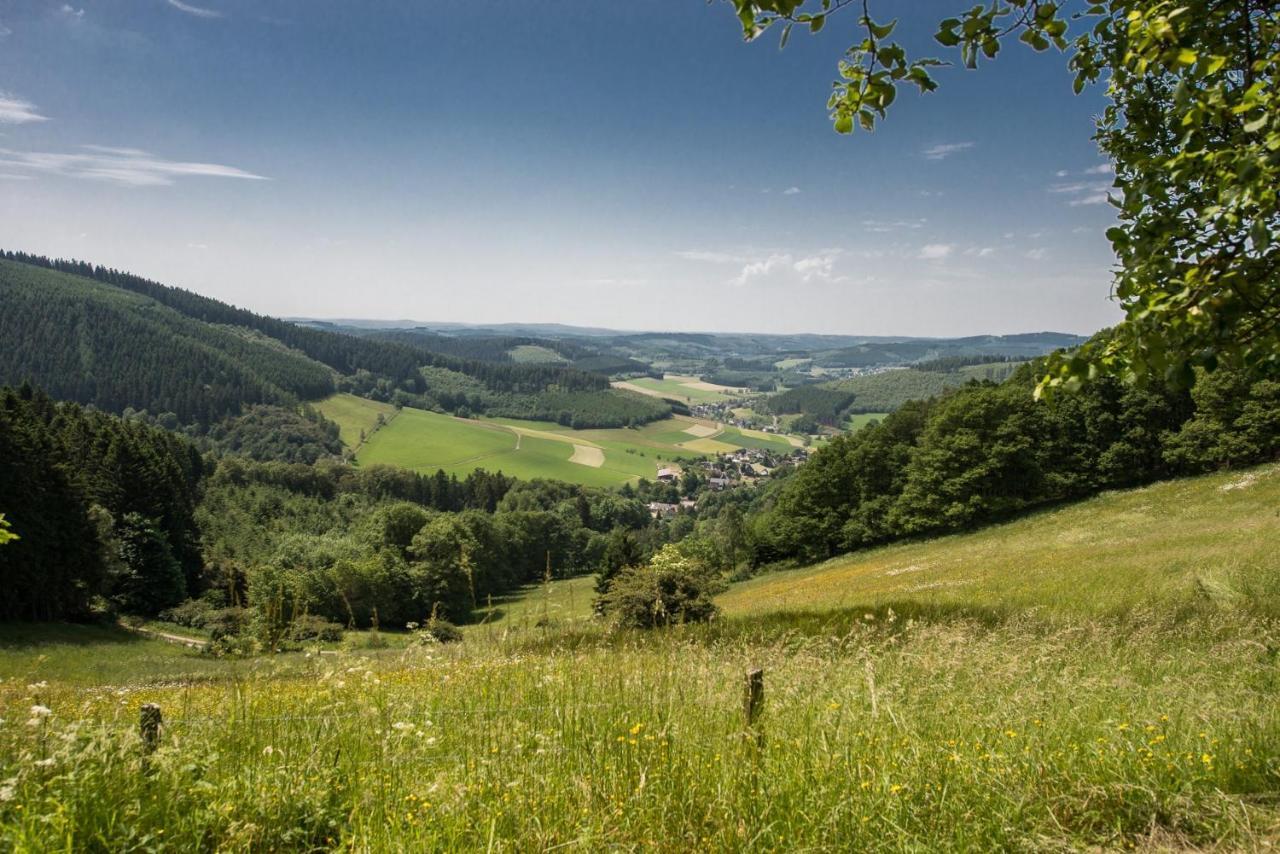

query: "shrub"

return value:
[595, 544, 724, 629]
[289, 614, 345, 643]
[411, 616, 463, 644]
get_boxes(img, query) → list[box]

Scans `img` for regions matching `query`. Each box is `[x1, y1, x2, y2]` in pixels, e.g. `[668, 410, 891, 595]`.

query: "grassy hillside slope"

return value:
[721, 462, 1280, 618]
[2, 466, 1277, 850]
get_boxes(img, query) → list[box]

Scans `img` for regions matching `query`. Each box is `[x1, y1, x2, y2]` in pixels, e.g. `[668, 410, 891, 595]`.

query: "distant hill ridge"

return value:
[0, 251, 663, 427]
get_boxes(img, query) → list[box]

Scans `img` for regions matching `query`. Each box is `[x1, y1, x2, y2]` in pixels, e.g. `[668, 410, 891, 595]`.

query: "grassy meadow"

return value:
[317, 394, 798, 487]
[313, 393, 397, 448]
[618, 375, 748, 404]
[2, 465, 1278, 850]
[843, 411, 890, 432]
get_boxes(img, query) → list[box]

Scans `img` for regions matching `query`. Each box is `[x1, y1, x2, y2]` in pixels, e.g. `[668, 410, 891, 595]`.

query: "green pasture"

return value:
[314, 393, 397, 447]
[508, 344, 567, 364]
[344, 400, 802, 487]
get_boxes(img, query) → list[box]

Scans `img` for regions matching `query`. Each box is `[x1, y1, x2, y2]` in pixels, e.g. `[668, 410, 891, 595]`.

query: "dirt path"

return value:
[569, 445, 605, 467]
[124, 624, 208, 650]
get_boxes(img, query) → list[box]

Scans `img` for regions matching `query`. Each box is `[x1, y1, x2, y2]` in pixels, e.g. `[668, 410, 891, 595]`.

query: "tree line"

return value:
[747, 359, 1279, 566]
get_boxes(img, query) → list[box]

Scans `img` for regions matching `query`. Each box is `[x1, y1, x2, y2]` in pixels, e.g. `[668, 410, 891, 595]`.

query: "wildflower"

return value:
[27, 682, 48, 691]
[262, 745, 275, 756]
[1116, 722, 1130, 732]
[34, 758, 54, 768]
[29, 705, 51, 718]
[392, 722, 413, 732]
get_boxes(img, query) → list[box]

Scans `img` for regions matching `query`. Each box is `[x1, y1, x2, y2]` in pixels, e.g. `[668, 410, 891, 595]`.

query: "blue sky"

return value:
[0, 0, 1121, 336]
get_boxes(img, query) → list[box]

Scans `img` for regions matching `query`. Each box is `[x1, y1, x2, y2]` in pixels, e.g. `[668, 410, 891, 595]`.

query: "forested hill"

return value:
[0, 252, 666, 428]
[0, 259, 336, 423]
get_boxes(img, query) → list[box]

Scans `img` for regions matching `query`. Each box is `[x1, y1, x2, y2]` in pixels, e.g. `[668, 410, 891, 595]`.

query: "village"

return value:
[645, 442, 808, 519]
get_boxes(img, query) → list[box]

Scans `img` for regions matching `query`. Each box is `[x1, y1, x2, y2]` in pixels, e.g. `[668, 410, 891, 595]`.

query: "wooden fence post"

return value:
[743, 668, 764, 747]
[140, 703, 162, 753]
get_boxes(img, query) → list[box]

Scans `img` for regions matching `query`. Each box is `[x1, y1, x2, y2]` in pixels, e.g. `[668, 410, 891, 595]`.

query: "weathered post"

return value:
[140, 703, 162, 753]
[743, 668, 764, 748]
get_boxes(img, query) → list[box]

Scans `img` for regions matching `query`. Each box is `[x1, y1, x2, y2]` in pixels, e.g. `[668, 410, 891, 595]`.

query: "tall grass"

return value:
[1, 466, 1278, 850]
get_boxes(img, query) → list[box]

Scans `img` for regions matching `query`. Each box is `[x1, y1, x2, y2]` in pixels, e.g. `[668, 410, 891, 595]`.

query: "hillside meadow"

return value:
[1, 465, 1278, 850]
[316, 394, 799, 487]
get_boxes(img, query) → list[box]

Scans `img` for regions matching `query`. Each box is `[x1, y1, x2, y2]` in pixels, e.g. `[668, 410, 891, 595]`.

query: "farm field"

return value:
[2, 465, 1277, 850]
[324, 394, 800, 486]
[614, 374, 748, 404]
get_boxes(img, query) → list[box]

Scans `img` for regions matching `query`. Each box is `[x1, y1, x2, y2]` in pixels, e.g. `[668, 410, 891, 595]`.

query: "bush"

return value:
[595, 544, 724, 629]
[289, 614, 345, 642]
[159, 598, 216, 628]
[203, 607, 249, 641]
[411, 617, 463, 644]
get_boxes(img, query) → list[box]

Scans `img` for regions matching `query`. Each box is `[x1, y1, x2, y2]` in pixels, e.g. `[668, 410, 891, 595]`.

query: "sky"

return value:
[0, 0, 1123, 337]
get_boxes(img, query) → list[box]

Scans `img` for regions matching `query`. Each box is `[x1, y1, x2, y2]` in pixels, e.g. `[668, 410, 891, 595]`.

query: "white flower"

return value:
[262, 745, 274, 756]
[392, 722, 413, 732]
[34, 758, 55, 768]
[29, 705, 51, 718]
[27, 681, 48, 691]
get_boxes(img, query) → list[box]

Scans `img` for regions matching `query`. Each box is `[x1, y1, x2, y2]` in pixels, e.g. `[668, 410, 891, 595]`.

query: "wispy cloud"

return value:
[0, 145, 268, 186]
[963, 246, 996, 258]
[862, 218, 927, 233]
[60, 5, 85, 20]
[0, 172, 33, 180]
[676, 249, 748, 265]
[1048, 178, 1112, 207]
[1083, 163, 1113, 175]
[1025, 248, 1048, 260]
[921, 142, 973, 161]
[0, 93, 49, 125]
[781, 186, 801, 195]
[918, 243, 954, 260]
[166, 0, 222, 19]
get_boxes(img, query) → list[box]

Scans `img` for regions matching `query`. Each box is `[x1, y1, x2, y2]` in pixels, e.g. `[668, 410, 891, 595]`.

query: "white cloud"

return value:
[921, 142, 973, 161]
[0, 172, 33, 180]
[1025, 248, 1048, 260]
[918, 243, 954, 260]
[0, 23, 12, 38]
[862, 218, 926, 233]
[60, 5, 85, 19]
[1083, 163, 1113, 175]
[0, 93, 49, 125]
[0, 145, 269, 186]
[1055, 169, 1069, 177]
[1049, 179, 1113, 208]
[685, 249, 844, 287]
[167, 0, 223, 18]
[676, 249, 747, 265]
[782, 186, 801, 195]
[963, 246, 996, 258]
